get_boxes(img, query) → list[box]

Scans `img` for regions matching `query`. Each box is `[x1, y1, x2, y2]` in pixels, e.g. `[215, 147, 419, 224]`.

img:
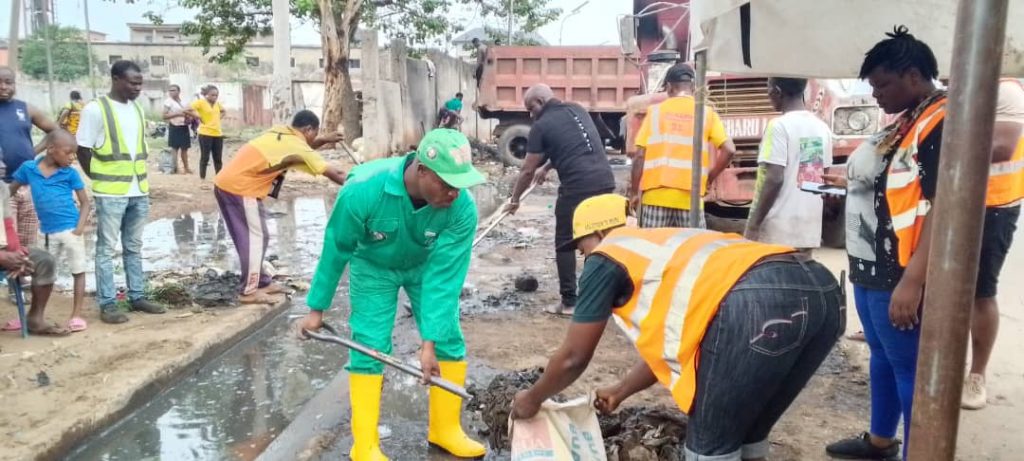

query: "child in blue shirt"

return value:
[11, 130, 90, 332]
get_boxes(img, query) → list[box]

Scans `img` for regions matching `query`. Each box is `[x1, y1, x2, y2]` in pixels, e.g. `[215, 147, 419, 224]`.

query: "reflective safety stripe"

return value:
[891, 200, 930, 231]
[601, 230, 705, 340]
[663, 238, 734, 386]
[644, 158, 700, 170]
[646, 134, 695, 146]
[91, 172, 149, 183]
[98, 97, 122, 156]
[990, 159, 1024, 176]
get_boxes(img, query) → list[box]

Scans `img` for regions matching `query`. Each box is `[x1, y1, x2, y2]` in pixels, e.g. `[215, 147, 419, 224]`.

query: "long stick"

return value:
[473, 183, 535, 248]
[338, 141, 362, 165]
[304, 324, 471, 399]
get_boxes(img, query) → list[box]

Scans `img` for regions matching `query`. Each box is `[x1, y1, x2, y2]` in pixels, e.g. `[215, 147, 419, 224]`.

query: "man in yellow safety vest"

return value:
[510, 193, 844, 461]
[76, 60, 166, 324]
[629, 63, 737, 228]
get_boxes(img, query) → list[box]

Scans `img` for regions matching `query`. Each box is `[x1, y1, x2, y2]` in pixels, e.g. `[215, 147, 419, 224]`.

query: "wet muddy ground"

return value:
[6, 148, 1024, 460]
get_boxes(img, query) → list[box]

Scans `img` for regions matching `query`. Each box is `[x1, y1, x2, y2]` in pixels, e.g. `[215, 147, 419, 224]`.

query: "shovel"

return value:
[304, 323, 472, 399]
[473, 183, 536, 248]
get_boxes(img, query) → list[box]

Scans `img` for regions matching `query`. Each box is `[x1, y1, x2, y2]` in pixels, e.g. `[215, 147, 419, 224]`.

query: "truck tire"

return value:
[497, 124, 531, 167]
[821, 200, 846, 249]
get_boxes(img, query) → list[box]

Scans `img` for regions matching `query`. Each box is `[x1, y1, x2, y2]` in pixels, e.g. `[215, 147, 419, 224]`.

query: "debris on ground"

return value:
[36, 371, 50, 387]
[470, 369, 687, 459]
[193, 270, 242, 307]
[147, 269, 241, 307]
[600, 406, 687, 461]
[149, 283, 192, 308]
[467, 367, 545, 449]
[514, 274, 539, 293]
[462, 288, 526, 314]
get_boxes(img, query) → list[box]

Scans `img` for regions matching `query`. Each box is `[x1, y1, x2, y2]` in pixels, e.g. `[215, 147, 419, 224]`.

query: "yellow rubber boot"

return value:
[428, 361, 487, 458]
[349, 373, 389, 461]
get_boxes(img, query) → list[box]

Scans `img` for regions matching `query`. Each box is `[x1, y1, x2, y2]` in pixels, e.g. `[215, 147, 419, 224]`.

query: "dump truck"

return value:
[619, 0, 882, 245]
[475, 46, 642, 166]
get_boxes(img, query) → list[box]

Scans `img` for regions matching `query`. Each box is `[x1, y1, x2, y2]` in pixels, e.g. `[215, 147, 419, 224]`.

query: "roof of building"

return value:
[127, 23, 184, 31]
[451, 26, 548, 46]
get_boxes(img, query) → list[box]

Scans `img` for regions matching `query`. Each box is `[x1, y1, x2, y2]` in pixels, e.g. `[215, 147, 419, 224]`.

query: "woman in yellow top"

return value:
[191, 85, 227, 180]
[57, 91, 84, 135]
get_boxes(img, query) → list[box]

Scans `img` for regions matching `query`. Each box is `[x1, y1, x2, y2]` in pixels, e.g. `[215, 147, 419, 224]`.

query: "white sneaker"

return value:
[961, 373, 988, 410]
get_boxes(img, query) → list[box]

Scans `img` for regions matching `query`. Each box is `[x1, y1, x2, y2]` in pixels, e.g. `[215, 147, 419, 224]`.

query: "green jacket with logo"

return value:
[306, 154, 478, 341]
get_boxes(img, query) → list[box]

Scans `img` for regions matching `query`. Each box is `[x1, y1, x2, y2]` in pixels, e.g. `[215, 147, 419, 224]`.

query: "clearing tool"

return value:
[472, 183, 536, 248]
[304, 322, 472, 399]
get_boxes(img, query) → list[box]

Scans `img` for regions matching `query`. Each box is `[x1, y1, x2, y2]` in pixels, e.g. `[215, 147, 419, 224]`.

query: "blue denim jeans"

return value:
[95, 195, 149, 308]
[854, 285, 919, 458]
[685, 259, 845, 461]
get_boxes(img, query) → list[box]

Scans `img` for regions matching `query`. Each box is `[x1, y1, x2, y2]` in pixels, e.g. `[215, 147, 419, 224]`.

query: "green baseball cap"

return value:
[415, 129, 487, 189]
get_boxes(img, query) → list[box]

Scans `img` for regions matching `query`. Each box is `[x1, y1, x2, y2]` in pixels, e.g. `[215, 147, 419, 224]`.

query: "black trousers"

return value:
[554, 187, 615, 307]
[198, 135, 224, 179]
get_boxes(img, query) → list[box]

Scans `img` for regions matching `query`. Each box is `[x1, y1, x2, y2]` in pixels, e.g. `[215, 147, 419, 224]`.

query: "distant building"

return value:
[84, 30, 108, 42]
[127, 23, 273, 45]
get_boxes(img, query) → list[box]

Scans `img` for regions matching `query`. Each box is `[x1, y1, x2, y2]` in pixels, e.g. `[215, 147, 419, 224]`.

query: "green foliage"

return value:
[19, 25, 95, 82]
[171, 0, 560, 64]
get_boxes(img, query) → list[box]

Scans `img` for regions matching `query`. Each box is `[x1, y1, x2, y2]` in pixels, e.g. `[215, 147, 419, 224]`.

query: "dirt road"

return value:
[2, 138, 1021, 460]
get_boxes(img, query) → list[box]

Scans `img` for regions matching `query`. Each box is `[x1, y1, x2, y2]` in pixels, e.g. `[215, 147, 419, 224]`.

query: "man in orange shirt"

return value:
[214, 110, 346, 303]
[629, 63, 737, 228]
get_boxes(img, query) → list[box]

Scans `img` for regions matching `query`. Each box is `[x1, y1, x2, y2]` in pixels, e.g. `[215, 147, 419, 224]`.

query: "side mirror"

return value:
[619, 15, 639, 56]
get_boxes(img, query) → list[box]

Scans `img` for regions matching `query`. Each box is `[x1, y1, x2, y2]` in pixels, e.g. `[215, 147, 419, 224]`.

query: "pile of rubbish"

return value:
[147, 268, 241, 307]
[600, 406, 687, 461]
[470, 368, 688, 460]
[466, 367, 545, 449]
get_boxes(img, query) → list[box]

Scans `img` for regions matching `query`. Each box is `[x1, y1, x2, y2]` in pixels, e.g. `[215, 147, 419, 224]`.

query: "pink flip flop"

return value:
[2, 319, 21, 331]
[68, 317, 87, 332]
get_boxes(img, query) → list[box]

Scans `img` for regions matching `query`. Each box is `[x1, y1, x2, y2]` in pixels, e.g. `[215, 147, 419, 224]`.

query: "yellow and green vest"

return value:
[93, 96, 149, 195]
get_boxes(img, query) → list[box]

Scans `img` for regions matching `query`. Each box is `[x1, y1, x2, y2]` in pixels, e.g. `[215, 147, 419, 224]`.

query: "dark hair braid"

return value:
[859, 25, 939, 80]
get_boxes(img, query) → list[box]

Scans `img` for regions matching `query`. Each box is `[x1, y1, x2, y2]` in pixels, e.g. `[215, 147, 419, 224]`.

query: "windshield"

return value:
[834, 79, 873, 96]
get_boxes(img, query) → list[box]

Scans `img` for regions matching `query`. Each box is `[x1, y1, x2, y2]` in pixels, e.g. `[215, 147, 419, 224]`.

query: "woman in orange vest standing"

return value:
[510, 194, 844, 461]
[825, 27, 945, 461]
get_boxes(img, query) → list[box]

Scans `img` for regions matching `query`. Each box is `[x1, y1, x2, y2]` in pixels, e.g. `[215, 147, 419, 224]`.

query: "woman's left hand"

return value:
[890, 278, 923, 330]
[510, 390, 541, 420]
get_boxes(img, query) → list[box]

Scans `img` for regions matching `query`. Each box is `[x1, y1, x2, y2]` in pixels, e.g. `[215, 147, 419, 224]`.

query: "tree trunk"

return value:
[318, 0, 363, 139]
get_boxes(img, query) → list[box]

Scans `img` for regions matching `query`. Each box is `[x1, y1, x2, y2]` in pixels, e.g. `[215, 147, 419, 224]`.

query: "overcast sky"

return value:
[1, 0, 627, 47]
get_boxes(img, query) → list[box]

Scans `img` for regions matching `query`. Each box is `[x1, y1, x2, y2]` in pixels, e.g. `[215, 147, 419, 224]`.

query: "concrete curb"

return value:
[38, 299, 293, 461]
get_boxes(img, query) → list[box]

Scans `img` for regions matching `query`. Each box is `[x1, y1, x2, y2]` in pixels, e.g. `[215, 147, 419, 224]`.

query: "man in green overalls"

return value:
[299, 129, 487, 460]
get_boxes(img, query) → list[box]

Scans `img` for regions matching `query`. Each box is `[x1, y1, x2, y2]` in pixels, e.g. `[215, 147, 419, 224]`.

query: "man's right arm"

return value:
[305, 185, 364, 311]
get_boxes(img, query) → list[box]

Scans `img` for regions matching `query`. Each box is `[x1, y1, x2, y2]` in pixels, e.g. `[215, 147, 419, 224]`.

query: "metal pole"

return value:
[689, 50, 707, 223]
[82, 0, 96, 98]
[507, 0, 514, 44]
[8, 0, 20, 73]
[42, 10, 55, 113]
[907, 0, 1009, 459]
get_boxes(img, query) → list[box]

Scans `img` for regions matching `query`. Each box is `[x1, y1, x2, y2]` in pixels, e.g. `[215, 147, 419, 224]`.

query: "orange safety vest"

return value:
[885, 97, 947, 268]
[593, 227, 793, 413]
[639, 99, 711, 195]
[987, 79, 1024, 207]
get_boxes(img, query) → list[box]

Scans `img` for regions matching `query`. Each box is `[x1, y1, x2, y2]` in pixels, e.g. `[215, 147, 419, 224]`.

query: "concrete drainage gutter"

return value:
[40, 299, 294, 461]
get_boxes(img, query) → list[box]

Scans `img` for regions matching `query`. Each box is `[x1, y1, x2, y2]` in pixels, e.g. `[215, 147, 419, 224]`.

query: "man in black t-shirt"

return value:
[503, 83, 616, 316]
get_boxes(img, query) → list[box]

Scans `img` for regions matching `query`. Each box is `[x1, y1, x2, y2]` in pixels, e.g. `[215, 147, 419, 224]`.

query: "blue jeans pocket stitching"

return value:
[749, 296, 809, 357]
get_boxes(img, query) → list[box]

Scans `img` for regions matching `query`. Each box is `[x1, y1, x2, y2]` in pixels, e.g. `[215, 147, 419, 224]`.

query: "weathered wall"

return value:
[358, 35, 495, 158]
